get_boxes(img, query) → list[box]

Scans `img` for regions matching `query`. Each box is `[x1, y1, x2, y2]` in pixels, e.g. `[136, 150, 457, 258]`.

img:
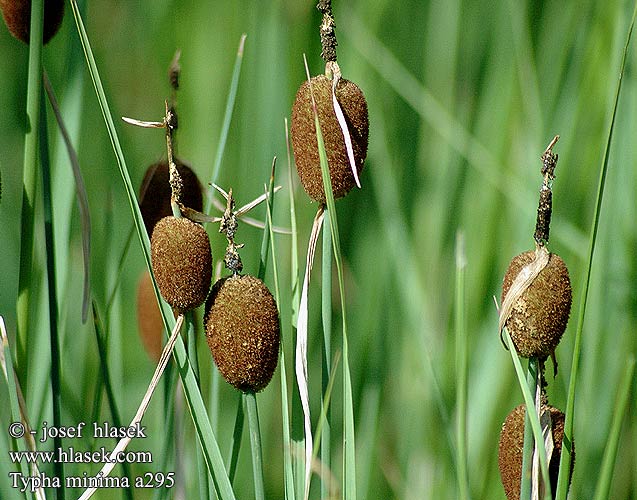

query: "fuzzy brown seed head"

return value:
[204, 275, 280, 392]
[498, 404, 574, 500]
[291, 75, 368, 202]
[0, 0, 64, 44]
[501, 251, 572, 358]
[151, 216, 212, 312]
[139, 159, 203, 236]
[136, 270, 163, 362]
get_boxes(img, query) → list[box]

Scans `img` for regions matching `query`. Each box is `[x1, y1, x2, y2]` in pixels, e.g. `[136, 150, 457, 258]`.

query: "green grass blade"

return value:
[503, 330, 552, 498]
[555, 4, 637, 498]
[91, 303, 135, 500]
[206, 33, 247, 208]
[264, 173, 295, 500]
[519, 359, 539, 500]
[321, 211, 333, 500]
[39, 95, 65, 499]
[454, 231, 469, 500]
[313, 88, 357, 500]
[69, 3, 236, 498]
[227, 394, 244, 484]
[592, 356, 636, 500]
[245, 391, 265, 500]
[16, 0, 44, 390]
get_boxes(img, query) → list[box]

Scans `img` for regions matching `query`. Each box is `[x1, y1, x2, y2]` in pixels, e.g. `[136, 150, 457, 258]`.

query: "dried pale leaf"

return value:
[498, 245, 550, 336]
[44, 72, 92, 323]
[235, 186, 283, 217]
[295, 206, 325, 500]
[1, 318, 46, 500]
[331, 77, 361, 189]
[121, 116, 165, 128]
[179, 205, 222, 224]
[78, 314, 184, 500]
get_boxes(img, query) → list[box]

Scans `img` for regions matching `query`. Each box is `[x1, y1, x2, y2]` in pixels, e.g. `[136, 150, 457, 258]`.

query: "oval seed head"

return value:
[136, 270, 163, 362]
[291, 74, 369, 202]
[501, 251, 572, 358]
[139, 159, 203, 236]
[205, 275, 280, 392]
[151, 216, 212, 312]
[0, 0, 64, 44]
[498, 404, 574, 500]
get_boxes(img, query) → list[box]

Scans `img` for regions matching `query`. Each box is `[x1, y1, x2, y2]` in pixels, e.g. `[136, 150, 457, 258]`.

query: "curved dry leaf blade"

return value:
[295, 207, 325, 500]
[78, 315, 184, 500]
[43, 71, 92, 324]
[331, 80, 361, 189]
[498, 246, 550, 335]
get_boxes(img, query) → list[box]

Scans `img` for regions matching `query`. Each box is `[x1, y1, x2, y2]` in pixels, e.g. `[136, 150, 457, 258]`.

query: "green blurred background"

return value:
[1, 0, 635, 498]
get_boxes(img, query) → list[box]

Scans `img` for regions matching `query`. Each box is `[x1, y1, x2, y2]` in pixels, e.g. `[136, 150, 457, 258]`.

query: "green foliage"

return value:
[1, 0, 636, 499]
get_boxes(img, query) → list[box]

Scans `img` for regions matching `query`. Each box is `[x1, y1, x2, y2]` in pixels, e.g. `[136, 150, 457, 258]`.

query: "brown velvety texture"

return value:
[136, 270, 163, 362]
[1, 0, 64, 44]
[139, 159, 203, 236]
[498, 404, 574, 500]
[205, 275, 280, 392]
[151, 216, 212, 312]
[501, 251, 572, 358]
[291, 75, 368, 202]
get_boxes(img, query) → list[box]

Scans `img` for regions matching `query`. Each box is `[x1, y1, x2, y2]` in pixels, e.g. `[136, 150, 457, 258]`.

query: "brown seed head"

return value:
[205, 275, 280, 392]
[498, 404, 574, 499]
[139, 159, 203, 236]
[136, 270, 163, 362]
[1, 0, 64, 44]
[291, 75, 368, 202]
[151, 216, 212, 312]
[501, 251, 572, 358]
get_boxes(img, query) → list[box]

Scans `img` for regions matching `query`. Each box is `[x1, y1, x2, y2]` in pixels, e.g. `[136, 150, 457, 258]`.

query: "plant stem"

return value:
[17, 0, 44, 390]
[228, 394, 244, 484]
[245, 391, 265, 500]
[519, 358, 539, 500]
[39, 88, 66, 500]
[321, 210, 333, 500]
[454, 232, 469, 500]
[555, 4, 637, 497]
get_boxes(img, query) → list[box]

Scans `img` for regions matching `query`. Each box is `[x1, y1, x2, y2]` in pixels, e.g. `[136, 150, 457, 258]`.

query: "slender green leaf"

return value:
[313, 78, 357, 500]
[16, 0, 44, 391]
[206, 34, 247, 210]
[555, 4, 637, 498]
[592, 356, 636, 500]
[454, 231, 469, 500]
[503, 330, 552, 498]
[245, 391, 265, 500]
